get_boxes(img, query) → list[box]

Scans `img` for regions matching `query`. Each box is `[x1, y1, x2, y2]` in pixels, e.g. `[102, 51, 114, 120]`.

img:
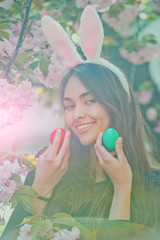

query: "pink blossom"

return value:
[0, 38, 13, 57]
[0, 79, 38, 128]
[75, 0, 88, 8]
[39, 62, 65, 88]
[0, 180, 22, 203]
[40, 10, 48, 17]
[155, 121, 160, 133]
[90, 0, 114, 10]
[134, 91, 152, 105]
[154, 2, 160, 13]
[0, 160, 12, 179]
[31, 27, 46, 43]
[119, 45, 160, 65]
[0, 216, 5, 226]
[50, 52, 63, 64]
[102, 13, 120, 28]
[14, 166, 31, 175]
[50, 9, 63, 19]
[102, 4, 139, 37]
[118, 5, 139, 23]
[146, 108, 158, 121]
[11, 22, 22, 32]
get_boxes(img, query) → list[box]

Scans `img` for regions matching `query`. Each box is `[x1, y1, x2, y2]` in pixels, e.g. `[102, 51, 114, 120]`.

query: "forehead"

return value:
[64, 76, 89, 98]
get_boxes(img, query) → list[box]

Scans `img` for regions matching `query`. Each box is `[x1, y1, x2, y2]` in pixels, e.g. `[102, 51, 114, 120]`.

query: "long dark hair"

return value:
[48, 63, 159, 228]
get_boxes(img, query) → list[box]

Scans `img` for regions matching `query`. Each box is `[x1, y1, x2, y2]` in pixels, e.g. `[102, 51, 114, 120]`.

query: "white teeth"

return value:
[77, 123, 94, 130]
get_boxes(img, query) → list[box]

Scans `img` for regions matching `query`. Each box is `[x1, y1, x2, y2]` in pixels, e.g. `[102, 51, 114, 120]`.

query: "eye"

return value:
[86, 99, 96, 104]
[64, 104, 75, 110]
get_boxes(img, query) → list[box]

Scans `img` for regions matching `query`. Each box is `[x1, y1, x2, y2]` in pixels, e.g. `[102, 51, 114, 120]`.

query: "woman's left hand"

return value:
[94, 132, 132, 192]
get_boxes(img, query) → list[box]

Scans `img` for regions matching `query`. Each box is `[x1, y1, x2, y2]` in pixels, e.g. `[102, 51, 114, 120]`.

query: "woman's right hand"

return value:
[32, 129, 70, 198]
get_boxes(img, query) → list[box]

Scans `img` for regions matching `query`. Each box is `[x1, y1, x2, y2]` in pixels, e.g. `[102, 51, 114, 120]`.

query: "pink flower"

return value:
[0, 180, 22, 203]
[118, 5, 139, 23]
[0, 216, 5, 226]
[134, 91, 152, 105]
[50, 9, 62, 19]
[31, 27, 46, 43]
[0, 38, 13, 57]
[0, 79, 38, 128]
[90, 0, 114, 10]
[0, 160, 12, 179]
[154, 121, 160, 133]
[40, 10, 48, 17]
[40, 63, 65, 88]
[146, 108, 158, 121]
[14, 166, 31, 175]
[75, 0, 88, 8]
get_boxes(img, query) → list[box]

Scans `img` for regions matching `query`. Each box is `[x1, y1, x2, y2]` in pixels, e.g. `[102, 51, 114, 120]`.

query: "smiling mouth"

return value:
[77, 122, 96, 133]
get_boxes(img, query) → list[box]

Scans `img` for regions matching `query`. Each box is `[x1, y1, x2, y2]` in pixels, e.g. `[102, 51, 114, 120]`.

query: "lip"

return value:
[76, 122, 96, 134]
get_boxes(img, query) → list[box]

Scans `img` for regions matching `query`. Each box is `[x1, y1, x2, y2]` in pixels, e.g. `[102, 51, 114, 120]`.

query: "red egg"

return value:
[50, 128, 66, 149]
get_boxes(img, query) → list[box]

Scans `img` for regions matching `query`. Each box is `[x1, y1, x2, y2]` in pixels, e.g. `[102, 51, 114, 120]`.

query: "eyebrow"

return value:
[63, 91, 92, 101]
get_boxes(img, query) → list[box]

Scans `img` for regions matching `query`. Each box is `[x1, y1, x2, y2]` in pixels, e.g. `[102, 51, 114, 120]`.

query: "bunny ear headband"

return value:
[41, 5, 130, 97]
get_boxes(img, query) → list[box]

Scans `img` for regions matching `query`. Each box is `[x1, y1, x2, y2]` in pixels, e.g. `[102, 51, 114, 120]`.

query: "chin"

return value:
[79, 137, 96, 146]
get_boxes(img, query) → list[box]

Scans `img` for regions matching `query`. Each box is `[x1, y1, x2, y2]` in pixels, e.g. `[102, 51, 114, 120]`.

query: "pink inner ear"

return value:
[80, 6, 104, 59]
[82, 29, 101, 59]
[55, 43, 74, 62]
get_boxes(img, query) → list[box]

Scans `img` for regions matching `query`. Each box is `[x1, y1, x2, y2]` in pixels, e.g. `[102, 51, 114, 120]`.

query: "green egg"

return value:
[102, 128, 119, 151]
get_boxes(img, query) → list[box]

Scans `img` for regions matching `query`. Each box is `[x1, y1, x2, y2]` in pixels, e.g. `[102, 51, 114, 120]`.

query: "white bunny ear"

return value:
[41, 16, 83, 68]
[79, 5, 104, 60]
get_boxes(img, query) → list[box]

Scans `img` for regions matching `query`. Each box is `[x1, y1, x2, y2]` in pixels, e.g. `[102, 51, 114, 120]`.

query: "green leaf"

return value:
[0, 7, 7, 15]
[21, 214, 43, 225]
[23, 67, 35, 77]
[11, 173, 22, 182]
[30, 220, 43, 238]
[123, 39, 137, 52]
[16, 51, 33, 65]
[0, 61, 4, 69]
[17, 185, 37, 197]
[0, 30, 9, 40]
[140, 34, 157, 47]
[29, 60, 39, 70]
[53, 213, 75, 219]
[41, 219, 52, 236]
[10, 197, 18, 209]
[0, 23, 10, 29]
[39, 56, 51, 77]
[85, 231, 97, 240]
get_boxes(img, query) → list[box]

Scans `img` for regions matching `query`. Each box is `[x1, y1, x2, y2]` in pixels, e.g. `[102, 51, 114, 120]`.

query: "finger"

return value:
[96, 131, 103, 146]
[115, 137, 126, 163]
[60, 149, 70, 172]
[58, 130, 70, 160]
[94, 132, 113, 164]
[94, 147, 103, 165]
[39, 145, 51, 160]
[47, 129, 62, 159]
[109, 150, 116, 157]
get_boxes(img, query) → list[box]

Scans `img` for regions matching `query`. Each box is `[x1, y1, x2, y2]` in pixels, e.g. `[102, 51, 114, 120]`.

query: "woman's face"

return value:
[63, 76, 110, 146]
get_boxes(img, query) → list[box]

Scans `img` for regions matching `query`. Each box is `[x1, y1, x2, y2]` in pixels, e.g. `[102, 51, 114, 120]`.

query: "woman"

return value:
[2, 63, 160, 240]
[2, 5, 160, 240]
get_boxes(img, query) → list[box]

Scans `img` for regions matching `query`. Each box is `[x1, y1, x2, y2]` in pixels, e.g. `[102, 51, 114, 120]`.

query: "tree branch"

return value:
[2, 0, 33, 81]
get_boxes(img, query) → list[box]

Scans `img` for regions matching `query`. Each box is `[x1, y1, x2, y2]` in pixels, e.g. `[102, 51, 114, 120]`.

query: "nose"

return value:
[73, 104, 85, 120]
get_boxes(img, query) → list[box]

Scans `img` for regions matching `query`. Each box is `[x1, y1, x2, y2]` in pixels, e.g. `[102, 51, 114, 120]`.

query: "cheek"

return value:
[65, 112, 73, 128]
